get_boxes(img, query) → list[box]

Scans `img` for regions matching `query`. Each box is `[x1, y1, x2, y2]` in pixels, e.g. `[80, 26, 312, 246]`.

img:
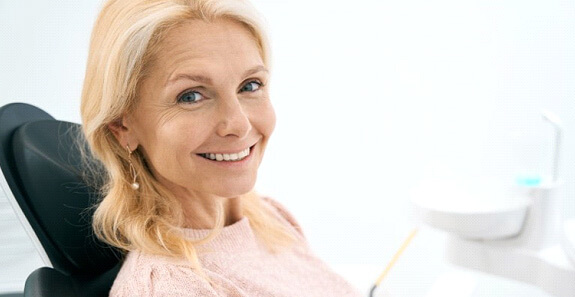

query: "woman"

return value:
[81, 0, 362, 296]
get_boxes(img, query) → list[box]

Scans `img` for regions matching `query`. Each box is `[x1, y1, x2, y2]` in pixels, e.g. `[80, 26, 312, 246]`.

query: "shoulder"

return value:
[261, 196, 305, 237]
[109, 251, 218, 297]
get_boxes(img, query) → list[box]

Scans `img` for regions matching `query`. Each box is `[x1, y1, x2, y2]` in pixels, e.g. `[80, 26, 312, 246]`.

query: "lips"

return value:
[197, 147, 251, 162]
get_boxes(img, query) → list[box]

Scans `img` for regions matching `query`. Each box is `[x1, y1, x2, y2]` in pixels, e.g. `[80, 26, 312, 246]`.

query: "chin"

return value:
[211, 179, 256, 199]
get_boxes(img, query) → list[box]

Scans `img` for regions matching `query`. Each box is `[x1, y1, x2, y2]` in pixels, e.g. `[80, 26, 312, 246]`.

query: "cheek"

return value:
[254, 101, 276, 138]
[160, 121, 207, 154]
[136, 116, 207, 167]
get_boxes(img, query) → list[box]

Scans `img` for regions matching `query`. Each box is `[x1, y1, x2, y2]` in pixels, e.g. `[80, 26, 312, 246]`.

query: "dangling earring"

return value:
[126, 144, 140, 190]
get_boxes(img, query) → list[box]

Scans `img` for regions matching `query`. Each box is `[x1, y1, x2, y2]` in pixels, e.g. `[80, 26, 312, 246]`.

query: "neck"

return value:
[181, 195, 243, 229]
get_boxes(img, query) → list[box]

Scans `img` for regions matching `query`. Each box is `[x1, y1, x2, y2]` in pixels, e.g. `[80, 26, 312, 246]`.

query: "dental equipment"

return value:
[413, 110, 575, 297]
[542, 109, 562, 182]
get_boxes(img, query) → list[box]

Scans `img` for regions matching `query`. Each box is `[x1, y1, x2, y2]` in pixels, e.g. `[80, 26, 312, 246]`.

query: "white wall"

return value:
[1, 0, 573, 296]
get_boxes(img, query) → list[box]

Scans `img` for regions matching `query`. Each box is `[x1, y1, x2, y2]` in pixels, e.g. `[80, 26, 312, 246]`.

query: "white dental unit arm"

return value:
[413, 111, 575, 297]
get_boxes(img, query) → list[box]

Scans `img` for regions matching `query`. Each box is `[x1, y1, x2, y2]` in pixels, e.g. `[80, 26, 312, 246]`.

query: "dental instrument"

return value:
[369, 228, 419, 297]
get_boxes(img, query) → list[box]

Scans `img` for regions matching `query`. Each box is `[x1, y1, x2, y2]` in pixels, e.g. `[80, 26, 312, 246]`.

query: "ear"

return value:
[107, 116, 140, 150]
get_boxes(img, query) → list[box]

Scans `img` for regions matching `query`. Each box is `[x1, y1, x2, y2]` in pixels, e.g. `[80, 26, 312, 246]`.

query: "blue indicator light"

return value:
[516, 175, 542, 186]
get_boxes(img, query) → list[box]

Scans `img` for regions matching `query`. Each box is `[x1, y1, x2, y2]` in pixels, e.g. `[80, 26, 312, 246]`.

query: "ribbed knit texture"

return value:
[110, 198, 362, 297]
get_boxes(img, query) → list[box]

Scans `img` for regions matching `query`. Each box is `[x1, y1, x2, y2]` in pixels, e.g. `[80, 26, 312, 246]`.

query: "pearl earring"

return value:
[126, 144, 140, 190]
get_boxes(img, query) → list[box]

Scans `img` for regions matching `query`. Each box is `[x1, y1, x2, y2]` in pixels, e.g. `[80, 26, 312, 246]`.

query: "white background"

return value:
[1, 0, 574, 296]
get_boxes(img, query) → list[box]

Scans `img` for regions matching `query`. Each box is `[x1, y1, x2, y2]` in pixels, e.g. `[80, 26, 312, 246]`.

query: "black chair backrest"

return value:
[0, 103, 121, 297]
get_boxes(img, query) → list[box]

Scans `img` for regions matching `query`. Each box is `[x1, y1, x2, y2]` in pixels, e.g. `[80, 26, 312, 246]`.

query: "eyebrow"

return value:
[165, 65, 268, 87]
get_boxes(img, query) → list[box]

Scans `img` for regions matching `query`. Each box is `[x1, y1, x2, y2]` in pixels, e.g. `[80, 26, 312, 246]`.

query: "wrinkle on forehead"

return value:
[145, 17, 262, 78]
[159, 20, 263, 89]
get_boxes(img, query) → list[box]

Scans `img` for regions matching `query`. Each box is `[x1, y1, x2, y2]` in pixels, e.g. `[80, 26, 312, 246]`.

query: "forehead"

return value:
[151, 18, 263, 77]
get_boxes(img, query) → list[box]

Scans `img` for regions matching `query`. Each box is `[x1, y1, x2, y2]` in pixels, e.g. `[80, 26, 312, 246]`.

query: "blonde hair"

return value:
[81, 0, 293, 272]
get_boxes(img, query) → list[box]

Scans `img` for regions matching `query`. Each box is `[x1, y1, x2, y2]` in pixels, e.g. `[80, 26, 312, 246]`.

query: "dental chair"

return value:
[0, 103, 121, 297]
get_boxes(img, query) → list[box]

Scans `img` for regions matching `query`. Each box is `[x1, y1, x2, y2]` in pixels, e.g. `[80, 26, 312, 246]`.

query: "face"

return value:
[112, 18, 275, 202]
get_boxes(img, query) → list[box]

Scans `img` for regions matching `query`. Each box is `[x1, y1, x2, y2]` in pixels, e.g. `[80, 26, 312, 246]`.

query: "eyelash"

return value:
[176, 80, 264, 104]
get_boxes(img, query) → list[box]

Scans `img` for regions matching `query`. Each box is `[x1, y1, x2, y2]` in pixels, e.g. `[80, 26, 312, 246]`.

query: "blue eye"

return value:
[177, 90, 203, 104]
[240, 81, 261, 93]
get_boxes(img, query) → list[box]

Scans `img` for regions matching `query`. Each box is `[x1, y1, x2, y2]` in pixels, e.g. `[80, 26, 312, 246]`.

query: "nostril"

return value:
[215, 104, 252, 138]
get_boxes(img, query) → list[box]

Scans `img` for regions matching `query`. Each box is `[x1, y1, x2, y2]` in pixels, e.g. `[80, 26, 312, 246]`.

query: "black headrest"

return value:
[11, 119, 120, 276]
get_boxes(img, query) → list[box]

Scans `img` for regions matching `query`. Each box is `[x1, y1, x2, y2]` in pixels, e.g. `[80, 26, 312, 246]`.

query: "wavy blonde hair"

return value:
[81, 0, 293, 272]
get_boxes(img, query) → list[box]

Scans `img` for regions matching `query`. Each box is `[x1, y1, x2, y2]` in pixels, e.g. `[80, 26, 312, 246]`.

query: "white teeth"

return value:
[201, 147, 251, 162]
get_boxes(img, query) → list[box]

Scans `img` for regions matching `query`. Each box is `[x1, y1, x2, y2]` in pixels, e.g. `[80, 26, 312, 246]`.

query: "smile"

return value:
[198, 147, 251, 162]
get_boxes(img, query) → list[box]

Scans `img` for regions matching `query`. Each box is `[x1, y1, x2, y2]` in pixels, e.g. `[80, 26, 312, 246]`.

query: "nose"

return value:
[215, 96, 251, 139]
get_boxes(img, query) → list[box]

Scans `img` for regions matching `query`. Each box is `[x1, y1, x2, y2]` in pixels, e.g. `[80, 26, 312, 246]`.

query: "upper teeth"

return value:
[200, 147, 250, 161]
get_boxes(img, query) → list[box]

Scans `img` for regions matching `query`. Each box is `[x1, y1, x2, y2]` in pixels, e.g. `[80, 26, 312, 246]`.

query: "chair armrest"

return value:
[24, 263, 120, 297]
[24, 267, 76, 297]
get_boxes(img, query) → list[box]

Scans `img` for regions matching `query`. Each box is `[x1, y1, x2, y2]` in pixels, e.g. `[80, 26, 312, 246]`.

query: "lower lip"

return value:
[196, 145, 255, 168]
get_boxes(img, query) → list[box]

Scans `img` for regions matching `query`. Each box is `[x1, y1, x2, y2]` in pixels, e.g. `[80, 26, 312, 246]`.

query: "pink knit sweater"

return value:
[110, 199, 362, 297]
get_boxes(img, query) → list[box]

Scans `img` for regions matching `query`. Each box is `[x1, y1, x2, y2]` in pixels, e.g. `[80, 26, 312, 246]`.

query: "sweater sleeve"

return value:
[110, 252, 221, 297]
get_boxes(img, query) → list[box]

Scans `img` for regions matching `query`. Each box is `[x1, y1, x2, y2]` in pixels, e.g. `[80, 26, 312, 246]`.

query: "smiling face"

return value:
[111, 18, 275, 208]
